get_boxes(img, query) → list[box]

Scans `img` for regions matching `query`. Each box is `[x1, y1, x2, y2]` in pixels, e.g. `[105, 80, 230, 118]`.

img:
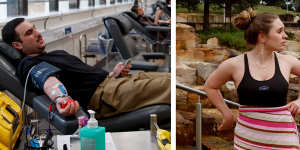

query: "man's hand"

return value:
[120, 62, 131, 77]
[56, 97, 80, 116]
[109, 62, 131, 77]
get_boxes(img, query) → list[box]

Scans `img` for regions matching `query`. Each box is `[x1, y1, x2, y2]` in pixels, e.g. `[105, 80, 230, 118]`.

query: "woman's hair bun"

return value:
[233, 8, 256, 30]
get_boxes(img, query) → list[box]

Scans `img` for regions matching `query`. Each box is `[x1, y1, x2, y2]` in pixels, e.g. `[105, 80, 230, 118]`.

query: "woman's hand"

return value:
[218, 111, 235, 131]
[56, 97, 80, 116]
[288, 99, 300, 118]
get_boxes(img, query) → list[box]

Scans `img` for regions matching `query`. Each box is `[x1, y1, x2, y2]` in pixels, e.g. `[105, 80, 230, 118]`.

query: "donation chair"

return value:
[121, 11, 170, 53]
[103, 15, 170, 72]
[0, 41, 171, 134]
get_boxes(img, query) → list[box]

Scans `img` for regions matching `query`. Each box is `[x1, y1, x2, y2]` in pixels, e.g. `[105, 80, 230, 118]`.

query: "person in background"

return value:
[131, 4, 170, 26]
[131, 4, 157, 26]
[204, 8, 300, 149]
[154, 0, 171, 25]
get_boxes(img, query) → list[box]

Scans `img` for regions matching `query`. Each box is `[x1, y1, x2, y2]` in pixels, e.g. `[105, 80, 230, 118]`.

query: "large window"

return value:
[99, 0, 105, 6]
[0, 0, 131, 20]
[0, 0, 23, 19]
[69, 0, 79, 9]
[110, 0, 115, 5]
[0, 0, 7, 20]
[28, 0, 49, 17]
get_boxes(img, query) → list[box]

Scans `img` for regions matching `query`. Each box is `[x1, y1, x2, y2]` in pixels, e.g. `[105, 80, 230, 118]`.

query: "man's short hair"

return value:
[1, 18, 25, 45]
[131, 5, 139, 14]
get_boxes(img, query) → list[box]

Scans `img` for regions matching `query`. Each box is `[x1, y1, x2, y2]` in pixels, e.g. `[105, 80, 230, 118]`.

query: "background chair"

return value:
[102, 15, 170, 72]
[121, 11, 170, 53]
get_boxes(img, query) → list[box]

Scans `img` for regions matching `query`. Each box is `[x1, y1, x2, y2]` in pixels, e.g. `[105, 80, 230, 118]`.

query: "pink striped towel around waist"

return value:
[234, 105, 300, 150]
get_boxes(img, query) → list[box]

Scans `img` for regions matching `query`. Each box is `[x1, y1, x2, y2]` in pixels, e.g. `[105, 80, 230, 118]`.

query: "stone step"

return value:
[177, 135, 234, 150]
[202, 136, 234, 150]
[176, 108, 238, 145]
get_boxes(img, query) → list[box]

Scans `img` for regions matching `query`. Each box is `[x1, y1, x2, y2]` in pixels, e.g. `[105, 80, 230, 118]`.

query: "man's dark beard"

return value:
[38, 45, 46, 52]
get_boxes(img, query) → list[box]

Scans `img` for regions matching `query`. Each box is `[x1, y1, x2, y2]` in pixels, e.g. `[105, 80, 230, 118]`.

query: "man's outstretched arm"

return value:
[29, 62, 80, 116]
[43, 76, 80, 116]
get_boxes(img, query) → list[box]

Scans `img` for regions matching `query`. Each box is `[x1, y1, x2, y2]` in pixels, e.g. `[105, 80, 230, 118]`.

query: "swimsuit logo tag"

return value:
[258, 85, 270, 91]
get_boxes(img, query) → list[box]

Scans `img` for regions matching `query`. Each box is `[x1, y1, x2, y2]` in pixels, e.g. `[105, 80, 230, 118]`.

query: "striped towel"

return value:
[234, 105, 300, 150]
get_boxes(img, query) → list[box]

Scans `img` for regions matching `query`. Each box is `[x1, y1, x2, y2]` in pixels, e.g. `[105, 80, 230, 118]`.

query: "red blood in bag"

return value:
[60, 99, 75, 108]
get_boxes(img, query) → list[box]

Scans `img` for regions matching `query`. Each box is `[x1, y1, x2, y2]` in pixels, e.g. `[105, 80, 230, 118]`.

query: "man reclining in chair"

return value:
[1, 18, 170, 119]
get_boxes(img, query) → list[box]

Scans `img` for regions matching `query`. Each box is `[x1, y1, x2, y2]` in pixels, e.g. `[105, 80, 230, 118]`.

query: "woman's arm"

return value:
[154, 7, 162, 25]
[204, 58, 235, 130]
[286, 55, 300, 116]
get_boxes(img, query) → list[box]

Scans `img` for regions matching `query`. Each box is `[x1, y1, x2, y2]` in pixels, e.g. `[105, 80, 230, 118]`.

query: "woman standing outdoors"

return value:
[204, 8, 300, 149]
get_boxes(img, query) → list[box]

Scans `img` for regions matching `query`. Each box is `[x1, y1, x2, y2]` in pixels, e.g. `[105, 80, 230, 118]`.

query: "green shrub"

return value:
[197, 25, 248, 51]
[197, 25, 297, 51]
[286, 31, 295, 40]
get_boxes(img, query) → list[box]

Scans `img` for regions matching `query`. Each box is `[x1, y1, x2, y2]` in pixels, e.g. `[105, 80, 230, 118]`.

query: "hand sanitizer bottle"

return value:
[80, 110, 105, 150]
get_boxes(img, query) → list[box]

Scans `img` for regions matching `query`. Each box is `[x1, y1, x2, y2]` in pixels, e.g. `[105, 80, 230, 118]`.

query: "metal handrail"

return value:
[79, 34, 87, 63]
[176, 83, 240, 107]
[176, 82, 240, 150]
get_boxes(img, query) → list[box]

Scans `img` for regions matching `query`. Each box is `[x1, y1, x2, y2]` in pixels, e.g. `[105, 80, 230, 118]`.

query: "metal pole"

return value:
[144, 0, 147, 13]
[79, 34, 87, 63]
[223, 3, 225, 23]
[150, 114, 157, 136]
[150, 114, 158, 143]
[196, 95, 202, 150]
[18, 0, 28, 16]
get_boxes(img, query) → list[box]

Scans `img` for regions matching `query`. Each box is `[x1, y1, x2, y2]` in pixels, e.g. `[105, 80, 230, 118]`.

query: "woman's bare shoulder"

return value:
[221, 54, 244, 68]
[211, 54, 244, 83]
[276, 52, 298, 63]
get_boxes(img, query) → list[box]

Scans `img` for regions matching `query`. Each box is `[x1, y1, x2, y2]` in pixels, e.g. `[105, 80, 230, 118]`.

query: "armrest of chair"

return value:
[99, 104, 170, 132]
[142, 52, 165, 60]
[144, 26, 170, 32]
[32, 95, 87, 135]
[33, 96, 170, 133]
[131, 60, 158, 71]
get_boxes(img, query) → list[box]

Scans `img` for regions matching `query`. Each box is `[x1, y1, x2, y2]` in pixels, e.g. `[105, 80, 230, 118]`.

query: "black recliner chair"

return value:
[121, 11, 170, 53]
[103, 15, 169, 72]
[0, 41, 171, 134]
